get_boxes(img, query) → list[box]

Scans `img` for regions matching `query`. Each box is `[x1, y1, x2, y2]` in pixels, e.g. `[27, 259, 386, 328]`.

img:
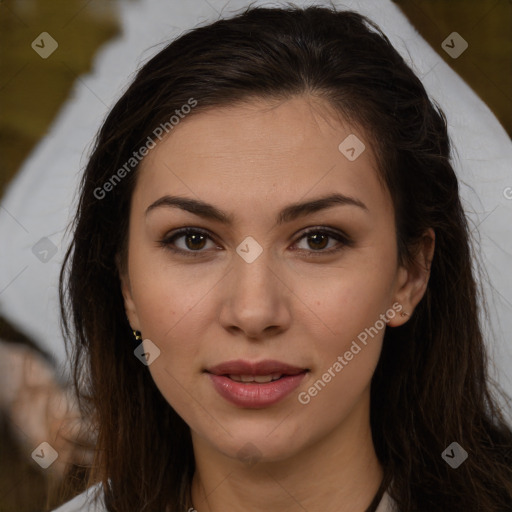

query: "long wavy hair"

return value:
[59, 5, 512, 511]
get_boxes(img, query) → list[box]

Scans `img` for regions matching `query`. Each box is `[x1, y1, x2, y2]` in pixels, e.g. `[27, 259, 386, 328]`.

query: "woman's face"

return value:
[120, 95, 423, 464]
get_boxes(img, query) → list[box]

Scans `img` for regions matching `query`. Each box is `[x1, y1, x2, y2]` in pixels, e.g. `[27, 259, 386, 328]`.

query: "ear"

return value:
[387, 228, 435, 327]
[116, 252, 141, 332]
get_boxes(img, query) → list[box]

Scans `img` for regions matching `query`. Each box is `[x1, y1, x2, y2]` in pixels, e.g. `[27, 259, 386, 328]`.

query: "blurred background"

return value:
[0, 0, 510, 510]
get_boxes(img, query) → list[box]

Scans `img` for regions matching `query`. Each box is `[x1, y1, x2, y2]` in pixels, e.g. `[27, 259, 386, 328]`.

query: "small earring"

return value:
[133, 330, 142, 341]
[400, 311, 409, 317]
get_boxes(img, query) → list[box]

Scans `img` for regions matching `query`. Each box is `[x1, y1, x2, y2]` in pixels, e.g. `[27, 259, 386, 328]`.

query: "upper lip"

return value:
[206, 359, 307, 376]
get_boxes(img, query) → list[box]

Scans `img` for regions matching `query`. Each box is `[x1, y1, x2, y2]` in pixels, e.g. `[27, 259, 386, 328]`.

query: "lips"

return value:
[207, 359, 306, 377]
[205, 359, 308, 408]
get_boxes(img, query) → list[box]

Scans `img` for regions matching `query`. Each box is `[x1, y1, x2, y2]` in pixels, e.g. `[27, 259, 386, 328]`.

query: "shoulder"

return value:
[51, 482, 106, 512]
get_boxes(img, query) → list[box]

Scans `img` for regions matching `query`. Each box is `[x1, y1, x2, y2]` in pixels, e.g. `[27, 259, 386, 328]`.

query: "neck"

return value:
[190, 388, 383, 512]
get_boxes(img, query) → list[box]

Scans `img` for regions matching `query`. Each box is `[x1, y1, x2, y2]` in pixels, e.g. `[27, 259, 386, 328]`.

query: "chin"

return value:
[201, 417, 311, 464]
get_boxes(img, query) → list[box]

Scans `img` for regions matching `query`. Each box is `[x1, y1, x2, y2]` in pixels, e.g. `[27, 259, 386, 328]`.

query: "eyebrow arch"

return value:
[145, 192, 368, 225]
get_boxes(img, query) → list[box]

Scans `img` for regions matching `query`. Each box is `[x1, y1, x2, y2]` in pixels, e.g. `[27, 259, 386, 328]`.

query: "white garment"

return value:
[52, 483, 398, 511]
[376, 491, 399, 512]
[52, 483, 103, 512]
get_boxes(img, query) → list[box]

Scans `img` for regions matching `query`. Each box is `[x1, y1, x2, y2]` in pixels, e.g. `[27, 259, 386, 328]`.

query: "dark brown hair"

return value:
[59, 4, 512, 511]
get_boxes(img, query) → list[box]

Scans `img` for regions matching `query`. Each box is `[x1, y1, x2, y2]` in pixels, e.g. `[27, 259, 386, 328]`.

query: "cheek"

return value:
[128, 242, 221, 341]
[294, 249, 397, 349]
[128, 269, 214, 425]
[292, 248, 396, 406]
[303, 291, 387, 404]
[126, 250, 223, 403]
[294, 276, 390, 420]
[295, 349, 378, 438]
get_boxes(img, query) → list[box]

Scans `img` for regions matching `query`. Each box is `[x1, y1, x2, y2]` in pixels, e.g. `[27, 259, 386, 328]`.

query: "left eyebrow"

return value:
[145, 192, 368, 225]
[276, 193, 368, 224]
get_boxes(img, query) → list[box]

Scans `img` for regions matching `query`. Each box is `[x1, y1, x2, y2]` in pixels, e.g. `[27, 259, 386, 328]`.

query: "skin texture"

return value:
[119, 95, 434, 512]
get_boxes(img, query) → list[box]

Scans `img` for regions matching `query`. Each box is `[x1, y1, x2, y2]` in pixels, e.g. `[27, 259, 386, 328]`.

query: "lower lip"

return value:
[208, 373, 307, 408]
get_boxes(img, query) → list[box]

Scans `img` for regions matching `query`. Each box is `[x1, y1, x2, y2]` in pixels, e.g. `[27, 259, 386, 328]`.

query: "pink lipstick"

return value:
[206, 359, 308, 408]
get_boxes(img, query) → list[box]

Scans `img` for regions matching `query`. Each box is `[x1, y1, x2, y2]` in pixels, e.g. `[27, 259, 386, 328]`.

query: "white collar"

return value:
[375, 491, 399, 512]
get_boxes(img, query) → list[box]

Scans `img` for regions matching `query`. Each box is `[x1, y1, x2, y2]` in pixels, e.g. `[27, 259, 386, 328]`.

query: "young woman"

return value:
[56, 5, 512, 512]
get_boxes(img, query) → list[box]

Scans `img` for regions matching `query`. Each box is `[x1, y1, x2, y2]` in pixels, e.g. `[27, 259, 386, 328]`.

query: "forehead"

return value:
[134, 95, 391, 219]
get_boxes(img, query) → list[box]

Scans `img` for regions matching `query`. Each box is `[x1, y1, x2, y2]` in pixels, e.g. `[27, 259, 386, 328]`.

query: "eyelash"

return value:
[158, 226, 353, 258]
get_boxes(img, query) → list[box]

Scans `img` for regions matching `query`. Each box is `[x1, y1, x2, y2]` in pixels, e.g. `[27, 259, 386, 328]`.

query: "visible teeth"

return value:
[254, 375, 274, 383]
[228, 374, 283, 383]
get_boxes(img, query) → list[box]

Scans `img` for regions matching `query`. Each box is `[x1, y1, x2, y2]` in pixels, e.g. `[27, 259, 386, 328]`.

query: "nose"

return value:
[218, 246, 292, 341]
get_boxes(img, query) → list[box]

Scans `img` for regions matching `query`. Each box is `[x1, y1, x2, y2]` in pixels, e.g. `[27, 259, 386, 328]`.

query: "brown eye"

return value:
[293, 228, 353, 256]
[182, 232, 208, 251]
[305, 232, 330, 251]
[159, 228, 217, 257]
